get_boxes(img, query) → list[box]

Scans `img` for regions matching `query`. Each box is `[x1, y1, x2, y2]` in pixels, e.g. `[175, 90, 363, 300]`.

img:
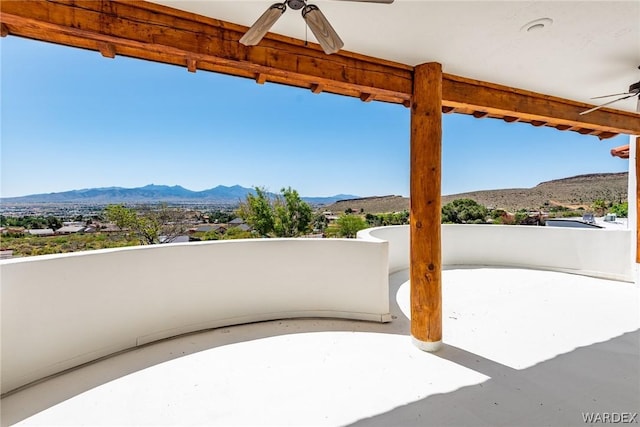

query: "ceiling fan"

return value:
[580, 68, 640, 115]
[239, 0, 394, 55]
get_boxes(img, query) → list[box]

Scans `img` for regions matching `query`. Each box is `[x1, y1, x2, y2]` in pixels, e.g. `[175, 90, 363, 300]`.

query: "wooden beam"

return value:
[442, 74, 640, 136]
[255, 73, 267, 85]
[1, 0, 639, 136]
[1, 23, 9, 37]
[472, 111, 489, 119]
[0, 0, 412, 105]
[410, 62, 442, 352]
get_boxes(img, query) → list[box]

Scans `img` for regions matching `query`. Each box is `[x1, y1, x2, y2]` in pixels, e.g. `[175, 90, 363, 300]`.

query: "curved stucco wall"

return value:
[358, 225, 409, 274]
[359, 224, 633, 281]
[0, 239, 389, 394]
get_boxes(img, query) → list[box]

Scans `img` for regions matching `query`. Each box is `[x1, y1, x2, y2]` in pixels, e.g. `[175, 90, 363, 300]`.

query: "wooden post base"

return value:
[412, 337, 443, 352]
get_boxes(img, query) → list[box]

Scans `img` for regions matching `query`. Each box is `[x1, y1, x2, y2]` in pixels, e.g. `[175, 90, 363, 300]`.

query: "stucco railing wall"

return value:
[0, 239, 389, 395]
[358, 224, 633, 281]
[358, 225, 409, 274]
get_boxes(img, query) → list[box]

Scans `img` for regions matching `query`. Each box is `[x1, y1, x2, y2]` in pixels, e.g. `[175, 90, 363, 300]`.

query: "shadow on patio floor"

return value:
[348, 329, 640, 426]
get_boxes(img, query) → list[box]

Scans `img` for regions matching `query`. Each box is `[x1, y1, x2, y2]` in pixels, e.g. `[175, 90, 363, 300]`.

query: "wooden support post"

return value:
[410, 62, 443, 351]
[1, 23, 9, 37]
[310, 83, 324, 94]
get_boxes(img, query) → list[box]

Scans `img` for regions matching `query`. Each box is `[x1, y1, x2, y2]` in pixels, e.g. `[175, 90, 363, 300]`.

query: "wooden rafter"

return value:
[2, 0, 640, 138]
[98, 42, 116, 59]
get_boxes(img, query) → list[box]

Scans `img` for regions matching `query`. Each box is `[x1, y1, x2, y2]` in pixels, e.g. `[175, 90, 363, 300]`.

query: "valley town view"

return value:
[0, 172, 629, 258]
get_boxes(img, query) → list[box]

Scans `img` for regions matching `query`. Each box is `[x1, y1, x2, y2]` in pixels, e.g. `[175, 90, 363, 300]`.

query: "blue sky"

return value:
[1, 36, 629, 198]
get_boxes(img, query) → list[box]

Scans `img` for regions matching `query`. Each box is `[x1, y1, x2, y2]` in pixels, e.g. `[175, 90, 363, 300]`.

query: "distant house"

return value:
[159, 235, 190, 244]
[62, 221, 86, 227]
[25, 229, 55, 236]
[228, 218, 245, 227]
[194, 224, 227, 233]
[1, 227, 25, 235]
[56, 225, 86, 234]
[235, 224, 251, 232]
[100, 224, 122, 233]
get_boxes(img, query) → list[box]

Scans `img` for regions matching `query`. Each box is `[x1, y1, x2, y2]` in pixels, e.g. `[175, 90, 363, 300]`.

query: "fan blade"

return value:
[332, 0, 394, 3]
[590, 91, 633, 100]
[579, 93, 637, 115]
[239, 3, 286, 46]
[302, 5, 344, 55]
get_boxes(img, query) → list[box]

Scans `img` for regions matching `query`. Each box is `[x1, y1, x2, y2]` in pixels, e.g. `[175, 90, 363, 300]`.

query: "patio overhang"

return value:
[2, 0, 639, 138]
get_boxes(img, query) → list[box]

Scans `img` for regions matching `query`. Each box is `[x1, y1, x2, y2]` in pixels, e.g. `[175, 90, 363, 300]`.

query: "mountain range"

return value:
[0, 184, 358, 206]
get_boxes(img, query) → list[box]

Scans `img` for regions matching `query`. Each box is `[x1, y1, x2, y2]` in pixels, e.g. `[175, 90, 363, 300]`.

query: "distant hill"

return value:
[325, 196, 410, 214]
[442, 172, 628, 212]
[0, 184, 358, 206]
[324, 172, 628, 213]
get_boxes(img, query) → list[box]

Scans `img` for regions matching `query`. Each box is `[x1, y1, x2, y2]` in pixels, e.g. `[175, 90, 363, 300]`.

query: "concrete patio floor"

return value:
[2, 267, 639, 426]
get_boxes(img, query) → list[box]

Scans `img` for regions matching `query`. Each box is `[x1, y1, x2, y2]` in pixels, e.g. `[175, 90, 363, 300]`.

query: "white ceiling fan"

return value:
[239, 0, 394, 55]
[580, 67, 640, 115]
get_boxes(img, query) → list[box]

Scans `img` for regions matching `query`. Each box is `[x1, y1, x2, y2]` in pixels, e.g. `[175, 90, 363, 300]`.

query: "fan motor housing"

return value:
[287, 0, 306, 10]
[629, 81, 640, 94]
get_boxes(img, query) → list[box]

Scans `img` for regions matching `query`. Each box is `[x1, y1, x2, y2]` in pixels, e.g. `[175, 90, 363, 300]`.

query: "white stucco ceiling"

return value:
[150, 1, 640, 112]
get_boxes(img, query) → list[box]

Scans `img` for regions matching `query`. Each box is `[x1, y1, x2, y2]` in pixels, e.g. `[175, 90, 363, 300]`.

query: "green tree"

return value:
[237, 187, 274, 237]
[201, 229, 222, 240]
[46, 216, 63, 230]
[207, 210, 234, 224]
[592, 199, 606, 216]
[237, 187, 312, 237]
[222, 227, 254, 240]
[441, 199, 488, 224]
[105, 205, 137, 230]
[313, 213, 329, 233]
[105, 203, 186, 245]
[610, 201, 628, 217]
[273, 187, 312, 237]
[336, 214, 368, 238]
